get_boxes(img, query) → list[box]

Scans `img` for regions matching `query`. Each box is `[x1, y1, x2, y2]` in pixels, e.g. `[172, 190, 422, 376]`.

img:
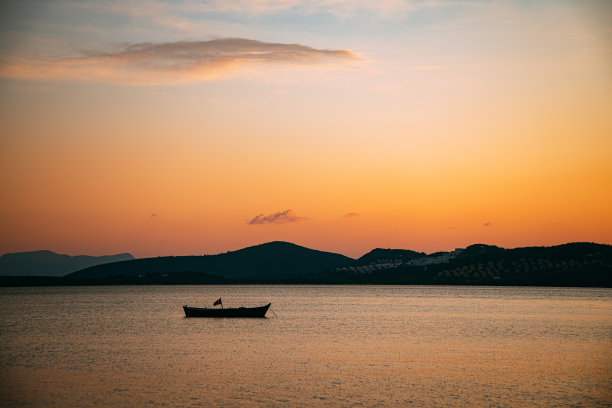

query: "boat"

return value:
[183, 303, 271, 318]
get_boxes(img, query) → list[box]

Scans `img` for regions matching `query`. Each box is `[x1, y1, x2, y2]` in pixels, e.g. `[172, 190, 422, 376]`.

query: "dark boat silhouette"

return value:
[183, 303, 271, 318]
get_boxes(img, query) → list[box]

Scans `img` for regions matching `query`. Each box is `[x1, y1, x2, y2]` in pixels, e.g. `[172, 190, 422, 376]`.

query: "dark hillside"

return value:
[0, 250, 134, 276]
[354, 248, 425, 266]
[5, 242, 610, 287]
[352, 242, 612, 287]
[67, 241, 353, 281]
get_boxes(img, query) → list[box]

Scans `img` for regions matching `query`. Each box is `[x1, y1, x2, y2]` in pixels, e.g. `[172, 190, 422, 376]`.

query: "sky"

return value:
[0, 0, 611, 258]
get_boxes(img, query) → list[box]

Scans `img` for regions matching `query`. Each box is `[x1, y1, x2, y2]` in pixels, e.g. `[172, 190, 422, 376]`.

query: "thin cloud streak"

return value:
[173, 0, 444, 19]
[0, 38, 362, 85]
[407, 65, 441, 70]
[73, 0, 455, 20]
[247, 209, 308, 225]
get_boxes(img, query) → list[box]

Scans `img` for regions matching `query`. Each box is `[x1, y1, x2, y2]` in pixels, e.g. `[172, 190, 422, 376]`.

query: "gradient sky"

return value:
[1, 0, 611, 258]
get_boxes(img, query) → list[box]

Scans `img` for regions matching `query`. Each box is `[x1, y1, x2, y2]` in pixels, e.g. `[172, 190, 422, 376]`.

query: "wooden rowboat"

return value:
[183, 303, 271, 318]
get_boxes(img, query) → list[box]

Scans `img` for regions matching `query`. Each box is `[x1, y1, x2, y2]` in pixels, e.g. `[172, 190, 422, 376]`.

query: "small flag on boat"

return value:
[213, 298, 222, 306]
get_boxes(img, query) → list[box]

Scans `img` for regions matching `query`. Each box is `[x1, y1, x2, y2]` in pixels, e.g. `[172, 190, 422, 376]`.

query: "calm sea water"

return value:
[0, 285, 610, 407]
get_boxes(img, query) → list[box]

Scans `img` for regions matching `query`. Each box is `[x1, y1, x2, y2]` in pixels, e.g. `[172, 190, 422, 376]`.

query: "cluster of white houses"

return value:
[336, 249, 465, 274]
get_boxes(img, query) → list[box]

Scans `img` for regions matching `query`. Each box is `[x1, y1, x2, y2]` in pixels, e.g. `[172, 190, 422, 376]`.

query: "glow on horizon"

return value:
[0, 0, 610, 258]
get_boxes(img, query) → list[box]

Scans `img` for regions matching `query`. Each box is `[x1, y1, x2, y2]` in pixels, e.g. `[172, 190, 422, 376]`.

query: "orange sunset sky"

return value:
[0, 0, 611, 258]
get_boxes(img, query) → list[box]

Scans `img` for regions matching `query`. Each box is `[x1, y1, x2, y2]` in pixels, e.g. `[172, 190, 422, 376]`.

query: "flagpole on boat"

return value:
[213, 297, 223, 309]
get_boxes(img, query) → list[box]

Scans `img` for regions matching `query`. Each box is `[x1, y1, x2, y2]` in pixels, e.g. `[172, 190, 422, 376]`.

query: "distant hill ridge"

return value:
[67, 241, 353, 281]
[2, 241, 610, 287]
[355, 248, 426, 266]
[333, 242, 612, 286]
[0, 250, 134, 276]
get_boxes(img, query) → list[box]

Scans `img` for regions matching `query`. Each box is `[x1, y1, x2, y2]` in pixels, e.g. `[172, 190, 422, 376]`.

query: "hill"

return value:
[0, 250, 134, 276]
[333, 242, 612, 286]
[3, 242, 610, 287]
[353, 248, 426, 266]
[67, 241, 354, 281]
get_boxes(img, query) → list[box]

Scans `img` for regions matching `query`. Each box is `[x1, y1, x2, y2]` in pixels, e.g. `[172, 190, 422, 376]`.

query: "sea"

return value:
[0, 285, 610, 407]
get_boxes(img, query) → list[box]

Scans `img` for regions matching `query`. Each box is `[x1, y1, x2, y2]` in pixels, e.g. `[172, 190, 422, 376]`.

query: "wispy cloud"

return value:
[73, 0, 451, 22]
[0, 38, 362, 85]
[343, 212, 359, 217]
[182, 0, 436, 19]
[406, 65, 441, 70]
[247, 209, 308, 225]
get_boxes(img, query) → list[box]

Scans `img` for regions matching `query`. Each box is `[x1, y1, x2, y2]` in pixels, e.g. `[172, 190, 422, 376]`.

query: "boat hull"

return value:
[183, 303, 271, 318]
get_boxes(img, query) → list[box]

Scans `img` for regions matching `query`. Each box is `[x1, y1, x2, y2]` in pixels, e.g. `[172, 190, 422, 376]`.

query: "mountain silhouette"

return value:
[2, 241, 610, 287]
[354, 248, 426, 266]
[0, 250, 134, 276]
[67, 241, 353, 281]
[343, 242, 612, 286]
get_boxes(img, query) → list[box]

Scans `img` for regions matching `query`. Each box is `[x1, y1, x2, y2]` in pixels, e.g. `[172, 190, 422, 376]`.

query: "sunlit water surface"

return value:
[1, 285, 610, 407]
